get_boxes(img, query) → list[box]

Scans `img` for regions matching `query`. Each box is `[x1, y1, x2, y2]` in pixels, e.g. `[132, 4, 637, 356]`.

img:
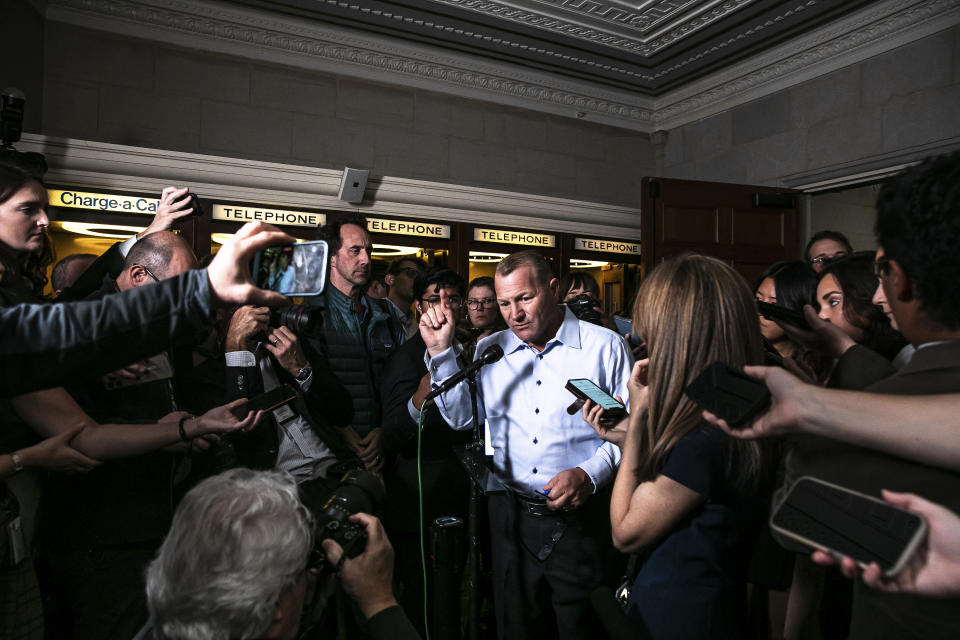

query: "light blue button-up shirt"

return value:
[427, 306, 633, 497]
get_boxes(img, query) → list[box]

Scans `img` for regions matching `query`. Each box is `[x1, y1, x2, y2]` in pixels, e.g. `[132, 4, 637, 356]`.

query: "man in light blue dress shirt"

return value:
[420, 250, 633, 640]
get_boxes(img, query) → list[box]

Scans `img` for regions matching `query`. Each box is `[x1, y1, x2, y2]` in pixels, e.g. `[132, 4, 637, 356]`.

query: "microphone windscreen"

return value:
[480, 344, 504, 364]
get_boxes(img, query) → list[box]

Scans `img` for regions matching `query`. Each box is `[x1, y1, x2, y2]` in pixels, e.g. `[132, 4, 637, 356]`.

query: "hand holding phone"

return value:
[756, 300, 811, 330]
[230, 384, 298, 419]
[685, 361, 770, 427]
[773, 477, 927, 577]
[565, 379, 626, 421]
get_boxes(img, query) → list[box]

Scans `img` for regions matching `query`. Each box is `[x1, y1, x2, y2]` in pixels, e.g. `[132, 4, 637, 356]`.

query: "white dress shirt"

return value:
[427, 306, 633, 497]
[225, 348, 336, 483]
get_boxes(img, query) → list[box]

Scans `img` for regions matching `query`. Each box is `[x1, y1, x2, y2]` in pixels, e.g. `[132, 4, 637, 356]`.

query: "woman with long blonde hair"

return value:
[585, 253, 771, 639]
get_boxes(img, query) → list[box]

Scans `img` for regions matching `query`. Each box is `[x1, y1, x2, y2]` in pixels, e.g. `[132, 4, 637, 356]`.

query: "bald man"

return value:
[114, 231, 200, 293]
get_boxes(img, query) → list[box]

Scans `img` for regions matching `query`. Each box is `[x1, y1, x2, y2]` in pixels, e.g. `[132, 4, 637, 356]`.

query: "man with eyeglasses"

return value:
[780, 151, 960, 640]
[384, 258, 427, 344]
[379, 267, 472, 635]
[805, 229, 853, 273]
[37, 230, 205, 639]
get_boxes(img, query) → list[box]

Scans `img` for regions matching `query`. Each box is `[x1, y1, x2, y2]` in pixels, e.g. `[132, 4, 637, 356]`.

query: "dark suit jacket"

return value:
[789, 341, 960, 640]
[379, 334, 470, 532]
[827, 343, 896, 390]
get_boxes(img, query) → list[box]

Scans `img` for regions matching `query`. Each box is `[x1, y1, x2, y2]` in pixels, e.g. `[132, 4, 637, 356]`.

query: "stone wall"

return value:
[809, 185, 879, 253]
[38, 21, 654, 208]
[1, 1, 45, 133]
[662, 26, 960, 187]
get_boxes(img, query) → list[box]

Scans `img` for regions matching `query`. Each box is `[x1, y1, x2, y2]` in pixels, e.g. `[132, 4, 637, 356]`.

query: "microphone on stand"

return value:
[425, 344, 504, 402]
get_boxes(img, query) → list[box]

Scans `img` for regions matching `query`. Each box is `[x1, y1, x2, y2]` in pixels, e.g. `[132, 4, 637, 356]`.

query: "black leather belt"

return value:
[514, 493, 563, 518]
[511, 494, 569, 561]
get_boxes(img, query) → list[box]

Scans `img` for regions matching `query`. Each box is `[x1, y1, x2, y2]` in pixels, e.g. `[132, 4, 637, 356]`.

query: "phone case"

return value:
[685, 361, 769, 426]
[231, 384, 297, 419]
[756, 300, 811, 330]
[770, 476, 928, 577]
[565, 379, 626, 418]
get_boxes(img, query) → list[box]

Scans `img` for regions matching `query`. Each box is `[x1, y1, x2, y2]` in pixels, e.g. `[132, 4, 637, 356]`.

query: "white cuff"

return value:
[225, 351, 257, 368]
[118, 234, 139, 257]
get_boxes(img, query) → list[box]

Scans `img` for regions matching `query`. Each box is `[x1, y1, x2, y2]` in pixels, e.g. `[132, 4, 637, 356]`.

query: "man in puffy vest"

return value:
[305, 214, 396, 477]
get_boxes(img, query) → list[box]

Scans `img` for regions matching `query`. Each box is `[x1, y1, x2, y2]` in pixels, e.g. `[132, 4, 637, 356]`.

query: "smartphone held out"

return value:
[771, 476, 927, 577]
[229, 384, 298, 420]
[565, 378, 626, 421]
[250, 240, 328, 297]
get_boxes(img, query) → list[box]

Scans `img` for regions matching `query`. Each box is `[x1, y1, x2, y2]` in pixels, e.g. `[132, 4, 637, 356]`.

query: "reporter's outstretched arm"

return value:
[704, 367, 960, 472]
[0, 424, 101, 478]
[0, 222, 293, 396]
[811, 490, 960, 598]
[321, 513, 422, 640]
[11, 389, 262, 460]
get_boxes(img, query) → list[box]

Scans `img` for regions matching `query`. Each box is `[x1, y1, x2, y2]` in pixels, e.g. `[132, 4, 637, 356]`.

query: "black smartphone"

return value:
[771, 476, 927, 577]
[250, 240, 328, 297]
[230, 384, 298, 419]
[184, 192, 203, 217]
[565, 379, 626, 421]
[685, 361, 769, 427]
[757, 300, 811, 330]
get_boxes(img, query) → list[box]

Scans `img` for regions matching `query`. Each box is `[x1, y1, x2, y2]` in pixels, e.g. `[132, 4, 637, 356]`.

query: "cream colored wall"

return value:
[808, 184, 879, 253]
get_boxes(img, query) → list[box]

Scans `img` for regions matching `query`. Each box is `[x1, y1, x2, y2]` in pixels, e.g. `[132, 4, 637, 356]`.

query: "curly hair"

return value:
[875, 151, 960, 330]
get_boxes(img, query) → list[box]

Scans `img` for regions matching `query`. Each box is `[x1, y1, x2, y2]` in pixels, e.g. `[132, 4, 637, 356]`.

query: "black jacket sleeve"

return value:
[224, 359, 264, 401]
[366, 605, 422, 640]
[0, 270, 214, 396]
[57, 241, 127, 301]
[828, 344, 896, 390]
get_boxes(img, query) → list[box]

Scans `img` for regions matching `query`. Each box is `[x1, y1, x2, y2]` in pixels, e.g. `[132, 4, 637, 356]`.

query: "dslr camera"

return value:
[566, 293, 603, 326]
[270, 304, 322, 337]
[309, 468, 385, 572]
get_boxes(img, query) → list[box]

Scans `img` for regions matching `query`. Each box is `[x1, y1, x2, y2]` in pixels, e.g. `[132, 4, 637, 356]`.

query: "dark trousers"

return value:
[487, 492, 620, 640]
[38, 547, 153, 640]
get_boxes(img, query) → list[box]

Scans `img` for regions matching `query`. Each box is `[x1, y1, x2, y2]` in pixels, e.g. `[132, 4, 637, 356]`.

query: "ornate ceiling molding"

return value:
[652, 0, 960, 129]
[45, 0, 959, 132]
[48, 0, 655, 128]
[426, 0, 759, 57]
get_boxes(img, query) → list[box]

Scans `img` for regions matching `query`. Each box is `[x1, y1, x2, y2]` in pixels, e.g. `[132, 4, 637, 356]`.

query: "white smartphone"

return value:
[250, 240, 328, 297]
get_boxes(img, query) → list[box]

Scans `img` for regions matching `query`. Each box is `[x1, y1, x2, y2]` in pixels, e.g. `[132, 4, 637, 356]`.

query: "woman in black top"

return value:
[585, 254, 772, 639]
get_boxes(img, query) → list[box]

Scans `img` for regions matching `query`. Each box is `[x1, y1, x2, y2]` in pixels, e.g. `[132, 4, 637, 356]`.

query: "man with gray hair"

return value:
[142, 468, 419, 640]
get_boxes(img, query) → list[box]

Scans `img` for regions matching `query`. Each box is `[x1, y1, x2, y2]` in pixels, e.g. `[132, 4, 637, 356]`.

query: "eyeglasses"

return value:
[136, 264, 161, 283]
[396, 267, 420, 278]
[422, 295, 462, 308]
[809, 251, 848, 265]
[466, 297, 496, 309]
[873, 256, 891, 277]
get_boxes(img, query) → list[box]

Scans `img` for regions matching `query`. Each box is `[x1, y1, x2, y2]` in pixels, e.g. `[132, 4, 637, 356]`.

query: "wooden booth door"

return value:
[640, 177, 800, 286]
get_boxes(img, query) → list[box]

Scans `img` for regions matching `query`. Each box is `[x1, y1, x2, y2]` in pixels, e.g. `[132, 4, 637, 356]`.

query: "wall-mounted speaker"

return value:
[338, 167, 369, 204]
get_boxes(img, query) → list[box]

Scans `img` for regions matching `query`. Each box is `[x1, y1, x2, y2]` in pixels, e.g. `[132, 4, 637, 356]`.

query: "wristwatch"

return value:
[295, 365, 312, 382]
[10, 451, 24, 473]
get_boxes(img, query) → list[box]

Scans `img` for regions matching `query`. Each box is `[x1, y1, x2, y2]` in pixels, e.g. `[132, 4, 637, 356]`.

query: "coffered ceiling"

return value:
[230, 0, 874, 94]
[46, 0, 960, 131]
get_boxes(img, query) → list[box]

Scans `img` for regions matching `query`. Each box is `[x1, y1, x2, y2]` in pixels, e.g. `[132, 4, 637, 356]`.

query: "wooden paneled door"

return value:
[640, 177, 800, 286]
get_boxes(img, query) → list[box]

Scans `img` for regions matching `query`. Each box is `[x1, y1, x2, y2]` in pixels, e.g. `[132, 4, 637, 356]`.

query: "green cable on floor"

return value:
[417, 398, 430, 640]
